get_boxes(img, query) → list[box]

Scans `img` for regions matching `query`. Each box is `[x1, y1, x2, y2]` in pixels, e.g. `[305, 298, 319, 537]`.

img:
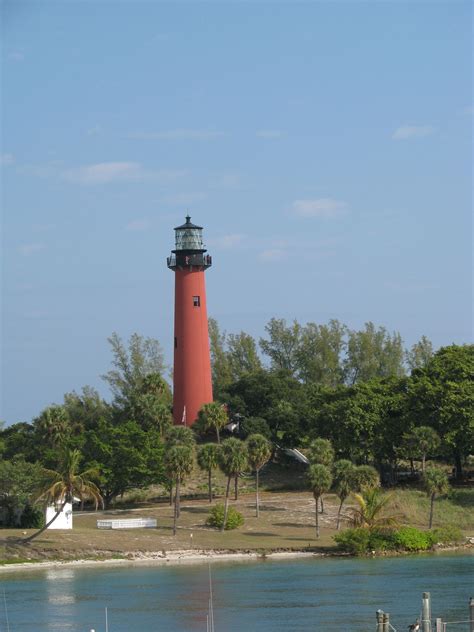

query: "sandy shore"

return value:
[0, 549, 325, 574]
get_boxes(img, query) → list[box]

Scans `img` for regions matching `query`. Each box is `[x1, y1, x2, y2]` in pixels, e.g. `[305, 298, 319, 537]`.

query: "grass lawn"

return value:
[1, 464, 473, 564]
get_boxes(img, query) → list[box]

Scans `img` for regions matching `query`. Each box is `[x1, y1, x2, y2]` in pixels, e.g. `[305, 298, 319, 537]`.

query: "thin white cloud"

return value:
[292, 198, 347, 218]
[62, 162, 141, 184]
[163, 192, 207, 205]
[209, 234, 246, 250]
[256, 130, 283, 139]
[8, 51, 24, 61]
[461, 105, 473, 115]
[62, 162, 187, 185]
[259, 248, 287, 262]
[18, 243, 46, 256]
[126, 219, 150, 231]
[129, 129, 224, 141]
[1, 153, 15, 166]
[392, 125, 435, 140]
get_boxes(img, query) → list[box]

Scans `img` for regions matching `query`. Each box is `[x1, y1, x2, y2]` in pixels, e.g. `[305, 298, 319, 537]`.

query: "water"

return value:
[1, 553, 472, 631]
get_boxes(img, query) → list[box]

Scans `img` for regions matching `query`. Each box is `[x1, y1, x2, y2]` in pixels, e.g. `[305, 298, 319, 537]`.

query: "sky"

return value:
[1, 1, 472, 425]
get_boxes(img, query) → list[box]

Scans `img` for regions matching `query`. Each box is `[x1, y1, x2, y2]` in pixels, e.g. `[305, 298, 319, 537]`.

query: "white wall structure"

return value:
[45, 502, 73, 529]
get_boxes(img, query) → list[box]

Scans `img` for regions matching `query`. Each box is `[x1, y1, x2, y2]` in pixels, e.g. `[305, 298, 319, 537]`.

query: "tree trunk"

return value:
[21, 500, 67, 544]
[234, 474, 238, 501]
[176, 479, 181, 519]
[255, 468, 260, 518]
[428, 493, 436, 529]
[320, 496, 324, 514]
[422, 454, 426, 473]
[208, 470, 212, 503]
[216, 426, 220, 444]
[173, 479, 180, 535]
[315, 496, 320, 538]
[336, 498, 344, 530]
[454, 452, 463, 480]
[221, 477, 231, 532]
[410, 458, 415, 475]
[169, 483, 173, 506]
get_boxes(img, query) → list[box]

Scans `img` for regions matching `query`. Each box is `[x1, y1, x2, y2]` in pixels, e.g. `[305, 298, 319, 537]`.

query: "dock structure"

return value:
[376, 593, 474, 631]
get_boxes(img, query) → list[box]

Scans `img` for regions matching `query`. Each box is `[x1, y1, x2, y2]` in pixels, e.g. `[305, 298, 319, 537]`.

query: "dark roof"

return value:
[174, 215, 203, 230]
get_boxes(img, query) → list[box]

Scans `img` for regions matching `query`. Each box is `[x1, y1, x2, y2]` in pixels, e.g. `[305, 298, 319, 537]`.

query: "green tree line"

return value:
[0, 322, 472, 530]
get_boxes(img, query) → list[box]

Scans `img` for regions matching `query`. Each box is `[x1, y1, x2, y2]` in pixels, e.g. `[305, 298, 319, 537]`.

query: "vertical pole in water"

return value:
[469, 597, 474, 632]
[3, 590, 10, 632]
[422, 592, 431, 632]
[435, 618, 443, 632]
[383, 613, 390, 632]
[376, 610, 384, 632]
[105, 606, 109, 632]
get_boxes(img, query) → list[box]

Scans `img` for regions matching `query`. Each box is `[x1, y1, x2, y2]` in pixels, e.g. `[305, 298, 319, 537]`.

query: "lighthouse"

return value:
[167, 216, 213, 425]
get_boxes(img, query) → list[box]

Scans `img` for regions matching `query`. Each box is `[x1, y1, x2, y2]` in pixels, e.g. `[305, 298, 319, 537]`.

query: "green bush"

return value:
[393, 527, 431, 551]
[335, 524, 464, 556]
[429, 526, 463, 545]
[334, 528, 371, 554]
[20, 504, 45, 529]
[207, 504, 244, 530]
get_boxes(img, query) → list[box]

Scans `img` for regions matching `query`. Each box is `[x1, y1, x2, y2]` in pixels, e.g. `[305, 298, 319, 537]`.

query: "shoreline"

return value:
[0, 549, 323, 573]
[0, 545, 471, 574]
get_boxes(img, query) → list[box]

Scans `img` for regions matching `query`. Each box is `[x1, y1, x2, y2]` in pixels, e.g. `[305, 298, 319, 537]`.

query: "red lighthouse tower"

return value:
[167, 216, 213, 425]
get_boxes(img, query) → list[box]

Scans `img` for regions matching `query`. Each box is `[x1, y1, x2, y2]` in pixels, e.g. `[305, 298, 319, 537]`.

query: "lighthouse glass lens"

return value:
[176, 228, 203, 250]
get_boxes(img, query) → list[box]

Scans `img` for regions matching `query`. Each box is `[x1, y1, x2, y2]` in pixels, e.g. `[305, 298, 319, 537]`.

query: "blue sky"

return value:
[1, 1, 472, 425]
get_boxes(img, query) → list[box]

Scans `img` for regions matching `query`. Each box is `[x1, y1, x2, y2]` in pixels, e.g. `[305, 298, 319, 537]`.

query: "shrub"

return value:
[368, 530, 397, 552]
[20, 504, 44, 529]
[335, 526, 443, 554]
[394, 527, 431, 551]
[207, 504, 244, 530]
[334, 528, 371, 554]
[429, 526, 463, 545]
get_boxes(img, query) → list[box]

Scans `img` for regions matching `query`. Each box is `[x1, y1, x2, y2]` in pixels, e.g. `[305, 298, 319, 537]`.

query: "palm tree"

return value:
[164, 444, 194, 535]
[246, 434, 272, 517]
[332, 459, 356, 530]
[352, 465, 380, 492]
[22, 448, 102, 544]
[35, 405, 70, 448]
[197, 444, 219, 503]
[308, 438, 334, 513]
[350, 488, 397, 530]
[165, 425, 195, 447]
[165, 426, 195, 506]
[217, 438, 248, 532]
[307, 464, 332, 538]
[198, 402, 229, 444]
[423, 467, 450, 528]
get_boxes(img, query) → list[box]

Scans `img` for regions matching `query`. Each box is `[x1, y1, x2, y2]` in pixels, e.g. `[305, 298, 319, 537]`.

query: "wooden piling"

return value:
[383, 612, 390, 632]
[470, 597, 474, 632]
[435, 618, 443, 632]
[422, 592, 431, 632]
[376, 609, 384, 632]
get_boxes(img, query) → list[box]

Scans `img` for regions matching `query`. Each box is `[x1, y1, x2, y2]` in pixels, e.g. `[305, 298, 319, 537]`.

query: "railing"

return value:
[167, 253, 212, 269]
[97, 518, 157, 529]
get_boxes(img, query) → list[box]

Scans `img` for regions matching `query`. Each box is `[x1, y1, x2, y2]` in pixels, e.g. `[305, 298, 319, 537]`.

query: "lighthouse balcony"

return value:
[167, 253, 212, 270]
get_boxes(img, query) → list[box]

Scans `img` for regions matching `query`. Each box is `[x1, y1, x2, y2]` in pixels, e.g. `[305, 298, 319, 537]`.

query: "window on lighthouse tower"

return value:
[193, 296, 201, 307]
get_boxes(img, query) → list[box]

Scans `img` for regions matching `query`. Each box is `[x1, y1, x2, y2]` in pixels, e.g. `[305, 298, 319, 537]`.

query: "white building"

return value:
[45, 502, 73, 529]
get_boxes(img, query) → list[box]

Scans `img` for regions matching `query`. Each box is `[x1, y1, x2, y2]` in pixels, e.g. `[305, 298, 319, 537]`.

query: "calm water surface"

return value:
[1, 553, 473, 631]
